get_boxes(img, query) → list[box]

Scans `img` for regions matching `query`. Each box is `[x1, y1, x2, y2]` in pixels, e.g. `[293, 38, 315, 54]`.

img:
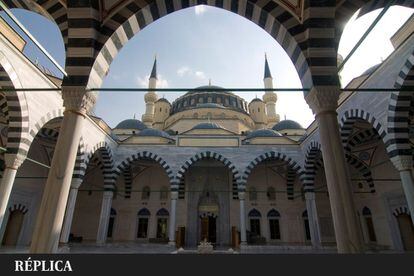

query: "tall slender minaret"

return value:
[262, 54, 280, 127]
[142, 57, 158, 127]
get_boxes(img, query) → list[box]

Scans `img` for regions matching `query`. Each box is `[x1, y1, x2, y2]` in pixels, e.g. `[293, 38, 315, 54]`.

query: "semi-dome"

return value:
[170, 85, 248, 115]
[245, 129, 283, 139]
[272, 120, 303, 131]
[137, 128, 173, 139]
[115, 119, 147, 130]
[192, 122, 224, 130]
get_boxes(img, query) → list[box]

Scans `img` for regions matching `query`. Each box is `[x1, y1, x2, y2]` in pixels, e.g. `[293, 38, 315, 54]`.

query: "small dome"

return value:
[137, 128, 173, 139]
[249, 98, 264, 105]
[245, 129, 283, 139]
[361, 64, 381, 76]
[272, 120, 303, 131]
[115, 119, 147, 130]
[156, 98, 171, 105]
[192, 122, 224, 130]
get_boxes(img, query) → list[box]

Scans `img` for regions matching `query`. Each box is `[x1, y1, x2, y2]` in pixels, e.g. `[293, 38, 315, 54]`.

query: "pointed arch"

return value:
[0, 52, 29, 159]
[242, 151, 302, 199]
[2, 0, 68, 46]
[174, 150, 240, 190]
[387, 50, 414, 162]
[75, 1, 313, 89]
[301, 141, 323, 193]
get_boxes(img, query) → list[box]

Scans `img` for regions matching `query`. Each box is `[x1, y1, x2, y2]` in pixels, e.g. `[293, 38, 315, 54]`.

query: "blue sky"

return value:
[2, 5, 413, 128]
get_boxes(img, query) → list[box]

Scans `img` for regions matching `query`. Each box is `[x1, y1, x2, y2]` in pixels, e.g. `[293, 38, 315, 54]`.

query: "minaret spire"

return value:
[264, 53, 272, 79]
[142, 56, 159, 127]
[150, 55, 157, 80]
[262, 54, 280, 126]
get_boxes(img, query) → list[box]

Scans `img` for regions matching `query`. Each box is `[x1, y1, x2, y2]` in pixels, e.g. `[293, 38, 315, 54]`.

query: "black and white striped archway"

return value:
[301, 141, 323, 193]
[241, 151, 302, 200]
[0, 53, 29, 159]
[174, 150, 241, 194]
[115, 151, 174, 198]
[387, 49, 414, 163]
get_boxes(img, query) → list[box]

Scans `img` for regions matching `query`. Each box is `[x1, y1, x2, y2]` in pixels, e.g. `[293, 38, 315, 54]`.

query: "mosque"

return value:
[0, 1, 413, 254]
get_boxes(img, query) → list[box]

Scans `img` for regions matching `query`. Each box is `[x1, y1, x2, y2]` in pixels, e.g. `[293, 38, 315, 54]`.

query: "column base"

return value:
[168, 241, 176, 246]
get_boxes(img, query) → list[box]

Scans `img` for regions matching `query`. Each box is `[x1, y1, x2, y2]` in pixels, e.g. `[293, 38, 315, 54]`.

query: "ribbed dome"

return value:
[245, 129, 283, 139]
[192, 122, 224, 130]
[137, 128, 173, 139]
[272, 120, 303, 131]
[170, 85, 248, 115]
[115, 119, 147, 130]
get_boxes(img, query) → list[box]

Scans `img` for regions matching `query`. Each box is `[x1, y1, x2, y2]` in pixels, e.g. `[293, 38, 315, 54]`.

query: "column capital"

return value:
[305, 86, 340, 115]
[62, 86, 97, 115]
[238, 191, 246, 200]
[70, 178, 83, 189]
[171, 191, 179, 200]
[304, 191, 316, 200]
[391, 155, 412, 171]
[103, 190, 114, 198]
[4, 153, 25, 169]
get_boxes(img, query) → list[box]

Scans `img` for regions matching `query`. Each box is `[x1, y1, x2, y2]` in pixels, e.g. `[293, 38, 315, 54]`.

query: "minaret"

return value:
[142, 57, 159, 127]
[262, 54, 280, 127]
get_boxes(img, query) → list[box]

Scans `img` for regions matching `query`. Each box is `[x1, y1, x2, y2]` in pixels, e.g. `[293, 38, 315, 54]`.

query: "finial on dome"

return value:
[133, 113, 136, 119]
[208, 79, 212, 86]
[150, 55, 157, 80]
[264, 53, 272, 79]
[284, 114, 286, 120]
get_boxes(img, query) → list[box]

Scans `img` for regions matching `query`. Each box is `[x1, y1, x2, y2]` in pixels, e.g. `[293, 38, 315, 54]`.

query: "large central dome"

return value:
[170, 85, 248, 115]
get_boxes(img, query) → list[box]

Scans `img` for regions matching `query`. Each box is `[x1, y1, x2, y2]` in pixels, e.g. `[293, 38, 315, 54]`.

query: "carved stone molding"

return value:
[238, 192, 246, 200]
[171, 191, 179, 200]
[305, 86, 340, 115]
[62, 86, 97, 115]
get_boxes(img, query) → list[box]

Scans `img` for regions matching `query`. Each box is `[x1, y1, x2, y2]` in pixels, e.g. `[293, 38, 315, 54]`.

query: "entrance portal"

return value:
[396, 213, 414, 251]
[201, 215, 217, 243]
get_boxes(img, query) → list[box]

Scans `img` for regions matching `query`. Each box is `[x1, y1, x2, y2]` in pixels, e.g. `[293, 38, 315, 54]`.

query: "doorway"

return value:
[200, 215, 216, 244]
[2, 210, 25, 246]
[396, 214, 414, 251]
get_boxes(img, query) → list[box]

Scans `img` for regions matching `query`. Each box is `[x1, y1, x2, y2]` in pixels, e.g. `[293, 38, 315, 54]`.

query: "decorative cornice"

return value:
[62, 86, 97, 115]
[305, 86, 340, 115]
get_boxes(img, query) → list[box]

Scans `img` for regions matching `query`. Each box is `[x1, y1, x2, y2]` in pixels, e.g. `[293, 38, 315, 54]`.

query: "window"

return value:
[142, 186, 151, 200]
[137, 208, 151, 238]
[249, 187, 257, 201]
[107, 208, 116, 238]
[267, 209, 281, 240]
[208, 97, 212, 103]
[156, 218, 168, 239]
[302, 210, 311, 241]
[267, 187, 276, 201]
[258, 108, 260, 112]
[160, 186, 168, 200]
[248, 209, 262, 237]
[198, 97, 204, 103]
[362, 207, 376, 242]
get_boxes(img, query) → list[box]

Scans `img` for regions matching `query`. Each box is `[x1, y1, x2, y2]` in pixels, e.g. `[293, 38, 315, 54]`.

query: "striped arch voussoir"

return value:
[301, 141, 323, 193]
[393, 206, 410, 217]
[175, 151, 241, 189]
[345, 153, 375, 193]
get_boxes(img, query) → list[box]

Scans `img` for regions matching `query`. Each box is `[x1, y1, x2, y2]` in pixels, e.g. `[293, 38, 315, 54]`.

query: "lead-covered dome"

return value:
[170, 85, 248, 115]
[115, 119, 147, 130]
[245, 129, 283, 139]
[137, 128, 173, 139]
[272, 120, 303, 131]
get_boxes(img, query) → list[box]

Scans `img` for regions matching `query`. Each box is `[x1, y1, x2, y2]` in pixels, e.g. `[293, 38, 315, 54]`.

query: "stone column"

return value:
[305, 87, 363, 253]
[238, 191, 247, 245]
[60, 178, 83, 244]
[305, 192, 322, 249]
[30, 87, 96, 253]
[168, 191, 178, 245]
[0, 154, 24, 232]
[392, 156, 414, 224]
[96, 190, 113, 244]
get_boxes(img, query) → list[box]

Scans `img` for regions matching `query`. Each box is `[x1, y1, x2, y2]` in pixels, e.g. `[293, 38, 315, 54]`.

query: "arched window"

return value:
[362, 207, 376, 242]
[248, 209, 262, 237]
[137, 208, 151, 238]
[142, 186, 151, 200]
[249, 187, 257, 201]
[267, 187, 276, 201]
[160, 186, 168, 200]
[267, 209, 281, 240]
[107, 208, 116, 238]
[2, 207, 27, 246]
[198, 97, 204, 103]
[156, 208, 169, 239]
[208, 97, 212, 103]
[302, 210, 311, 241]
